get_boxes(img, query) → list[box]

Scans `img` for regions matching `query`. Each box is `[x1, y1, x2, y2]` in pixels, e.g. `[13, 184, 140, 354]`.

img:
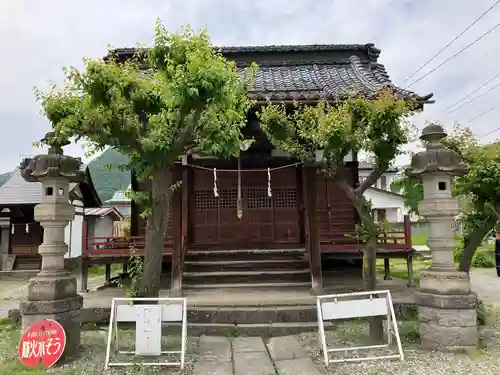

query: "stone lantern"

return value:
[19, 132, 86, 359]
[407, 123, 477, 351]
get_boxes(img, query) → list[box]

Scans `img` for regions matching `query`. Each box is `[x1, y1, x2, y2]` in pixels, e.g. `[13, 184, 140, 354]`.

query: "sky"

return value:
[1, 0, 500, 172]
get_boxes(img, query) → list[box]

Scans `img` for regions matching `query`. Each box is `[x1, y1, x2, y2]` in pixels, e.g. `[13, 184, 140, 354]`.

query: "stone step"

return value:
[184, 259, 309, 273]
[13, 257, 40, 271]
[183, 281, 312, 290]
[183, 269, 311, 285]
[162, 322, 328, 336]
[0, 270, 38, 279]
[185, 248, 307, 262]
[187, 305, 316, 324]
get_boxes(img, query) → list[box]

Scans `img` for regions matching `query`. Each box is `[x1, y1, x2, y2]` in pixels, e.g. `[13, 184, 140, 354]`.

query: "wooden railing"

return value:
[81, 222, 173, 257]
[320, 215, 413, 253]
[83, 236, 173, 257]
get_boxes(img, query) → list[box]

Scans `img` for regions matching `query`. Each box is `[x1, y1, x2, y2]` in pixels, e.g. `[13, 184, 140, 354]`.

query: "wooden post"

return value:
[105, 263, 111, 281]
[170, 164, 183, 297]
[180, 160, 191, 268]
[384, 258, 392, 280]
[304, 164, 323, 294]
[130, 171, 139, 237]
[404, 215, 412, 248]
[80, 260, 89, 293]
[80, 222, 89, 292]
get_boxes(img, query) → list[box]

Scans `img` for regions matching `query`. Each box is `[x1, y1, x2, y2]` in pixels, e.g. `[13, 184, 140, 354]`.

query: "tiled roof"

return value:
[105, 184, 131, 203]
[0, 163, 100, 207]
[84, 207, 124, 220]
[108, 44, 433, 104]
[243, 56, 433, 103]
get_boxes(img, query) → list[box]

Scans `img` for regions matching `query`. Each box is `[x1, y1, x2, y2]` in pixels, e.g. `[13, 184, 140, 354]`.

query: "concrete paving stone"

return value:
[266, 336, 308, 361]
[198, 335, 232, 362]
[192, 359, 233, 375]
[233, 351, 274, 375]
[232, 336, 267, 353]
[275, 358, 322, 375]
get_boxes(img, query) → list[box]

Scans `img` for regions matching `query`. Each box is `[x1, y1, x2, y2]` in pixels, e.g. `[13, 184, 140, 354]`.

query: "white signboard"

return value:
[104, 298, 187, 369]
[316, 290, 404, 366]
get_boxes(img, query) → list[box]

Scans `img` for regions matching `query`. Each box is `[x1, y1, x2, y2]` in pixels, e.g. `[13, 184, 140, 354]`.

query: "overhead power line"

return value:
[444, 71, 500, 112]
[403, 0, 500, 84]
[468, 105, 500, 124]
[407, 22, 500, 88]
[479, 122, 500, 139]
[447, 80, 500, 114]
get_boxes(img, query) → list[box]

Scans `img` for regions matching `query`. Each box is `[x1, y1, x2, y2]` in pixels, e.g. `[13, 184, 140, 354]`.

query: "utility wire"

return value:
[444, 71, 500, 112]
[479, 122, 500, 138]
[447, 80, 500, 114]
[403, 0, 500, 84]
[468, 105, 499, 124]
[407, 22, 500, 88]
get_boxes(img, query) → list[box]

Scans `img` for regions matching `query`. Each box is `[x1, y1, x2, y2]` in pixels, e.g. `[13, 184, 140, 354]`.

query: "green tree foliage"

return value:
[258, 90, 415, 341]
[390, 171, 423, 215]
[35, 20, 254, 297]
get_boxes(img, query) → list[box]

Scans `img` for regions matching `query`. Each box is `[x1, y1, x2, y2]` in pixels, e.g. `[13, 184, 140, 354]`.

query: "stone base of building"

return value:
[20, 294, 83, 360]
[419, 269, 471, 295]
[416, 290, 478, 351]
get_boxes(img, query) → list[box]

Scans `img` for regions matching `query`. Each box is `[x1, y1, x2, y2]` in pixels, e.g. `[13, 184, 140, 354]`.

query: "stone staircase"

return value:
[183, 248, 311, 290]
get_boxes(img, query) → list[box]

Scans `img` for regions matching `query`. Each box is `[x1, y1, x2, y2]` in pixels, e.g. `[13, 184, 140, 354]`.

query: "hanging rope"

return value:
[237, 158, 243, 219]
[212, 168, 219, 197]
[10, 221, 38, 234]
[183, 161, 303, 173]
[267, 167, 272, 197]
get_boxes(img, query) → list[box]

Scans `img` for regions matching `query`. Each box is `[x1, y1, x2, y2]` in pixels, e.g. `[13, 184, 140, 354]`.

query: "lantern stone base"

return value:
[416, 289, 478, 351]
[20, 293, 83, 360]
[26, 274, 78, 301]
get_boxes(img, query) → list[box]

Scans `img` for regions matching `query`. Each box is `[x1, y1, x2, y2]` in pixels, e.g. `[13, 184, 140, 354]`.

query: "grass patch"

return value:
[376, 258, 431, 282]
[86, 264, 123, 278]
[411, 233, 428, 246]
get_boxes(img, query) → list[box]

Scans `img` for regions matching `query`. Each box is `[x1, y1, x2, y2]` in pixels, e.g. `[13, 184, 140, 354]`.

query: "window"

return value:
[438, 181, 447, 191]
[380, 175, 387, 190]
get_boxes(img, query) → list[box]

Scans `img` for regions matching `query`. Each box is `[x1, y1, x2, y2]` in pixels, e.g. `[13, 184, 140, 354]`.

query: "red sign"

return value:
[18, 319, 66, 368]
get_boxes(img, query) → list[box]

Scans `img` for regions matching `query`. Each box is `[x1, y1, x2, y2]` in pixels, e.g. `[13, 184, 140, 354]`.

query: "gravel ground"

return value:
[296, 320, 500, 375]
[0, 279, 27, 318]
[0, 325, 200, 375]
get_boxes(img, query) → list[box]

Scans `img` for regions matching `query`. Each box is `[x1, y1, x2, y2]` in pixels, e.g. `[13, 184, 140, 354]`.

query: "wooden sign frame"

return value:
[104, 297, 187, 369]
[316, 290, 404, 366]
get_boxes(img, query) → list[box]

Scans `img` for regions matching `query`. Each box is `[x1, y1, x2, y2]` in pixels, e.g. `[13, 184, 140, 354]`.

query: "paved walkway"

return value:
[470, 268, 500, 308]
[193, 336, 321, 375]
[0, 274, 104, 318]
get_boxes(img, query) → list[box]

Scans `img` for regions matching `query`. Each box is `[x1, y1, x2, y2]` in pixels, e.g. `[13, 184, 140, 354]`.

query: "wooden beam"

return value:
[170, 164, 184, 297]
[130, 170, 139, 237]
[304, 164, 323, 294]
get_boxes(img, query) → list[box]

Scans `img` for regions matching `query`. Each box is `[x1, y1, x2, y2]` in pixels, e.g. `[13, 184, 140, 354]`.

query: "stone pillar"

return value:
[19, 132, 86, 360]
[408, 124, 477, 351]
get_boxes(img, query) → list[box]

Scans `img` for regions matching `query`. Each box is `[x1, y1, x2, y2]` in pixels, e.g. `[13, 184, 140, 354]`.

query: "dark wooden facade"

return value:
[131, 159, 359, 252]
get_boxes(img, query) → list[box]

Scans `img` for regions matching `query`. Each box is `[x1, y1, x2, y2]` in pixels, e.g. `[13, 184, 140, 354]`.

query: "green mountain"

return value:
[0, 148, 130, 203]
[87, 148, 130, 202]
[0, 172, 10, 186]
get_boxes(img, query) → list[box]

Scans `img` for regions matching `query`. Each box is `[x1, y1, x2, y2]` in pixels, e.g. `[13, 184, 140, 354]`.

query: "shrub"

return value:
[472, 250, 495, 268]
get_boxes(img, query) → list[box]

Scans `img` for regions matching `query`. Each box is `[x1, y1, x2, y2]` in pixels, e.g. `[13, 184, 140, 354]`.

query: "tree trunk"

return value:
[364, 237, 383, 342]
[458, 220, 495, 273]
[336, 179, 384, 342]
[138, 166, 172, 299]
[363, 237, 377, 290]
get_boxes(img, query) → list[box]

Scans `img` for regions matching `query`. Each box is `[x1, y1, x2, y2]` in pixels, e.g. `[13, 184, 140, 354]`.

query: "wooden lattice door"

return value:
[191, 167, 301, 247]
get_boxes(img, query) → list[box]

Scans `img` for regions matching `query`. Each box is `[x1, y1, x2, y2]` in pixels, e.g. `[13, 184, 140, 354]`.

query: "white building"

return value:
[105, 185, 131, 217]
[358, 162, 417, 223]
